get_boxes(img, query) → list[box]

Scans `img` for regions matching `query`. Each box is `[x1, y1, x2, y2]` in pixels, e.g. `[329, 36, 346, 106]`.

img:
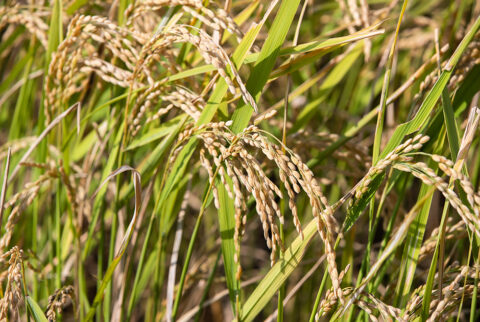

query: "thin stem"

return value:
[171, 165, 222, 321]
[372, 0, 408, 164]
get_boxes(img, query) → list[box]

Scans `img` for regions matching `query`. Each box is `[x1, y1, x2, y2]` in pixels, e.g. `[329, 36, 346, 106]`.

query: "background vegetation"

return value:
[0, 0, 480, 321]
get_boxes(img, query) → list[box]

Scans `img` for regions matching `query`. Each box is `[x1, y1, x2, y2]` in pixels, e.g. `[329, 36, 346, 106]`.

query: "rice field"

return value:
[0, 0, 480, 321]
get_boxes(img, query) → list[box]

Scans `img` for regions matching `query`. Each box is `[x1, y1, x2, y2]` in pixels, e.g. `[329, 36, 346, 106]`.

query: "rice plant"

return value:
[0, 0, 480, 321]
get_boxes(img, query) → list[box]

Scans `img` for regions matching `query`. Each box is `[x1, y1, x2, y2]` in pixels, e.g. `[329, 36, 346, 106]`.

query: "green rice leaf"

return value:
[231, 0, 303, 133]
[343, 173, 385, 233]
[380, 14, 480, 159]
[27, 296, 49, 322]
[240, 218, 317, 322]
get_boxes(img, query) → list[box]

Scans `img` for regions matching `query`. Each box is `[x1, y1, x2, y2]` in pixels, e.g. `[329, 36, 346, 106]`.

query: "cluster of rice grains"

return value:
[404, 264, 480, 321]
[43, 1, 255, 130]
[0, 5, 49, 48]
[172, 122, 341, 293]
[0, 247, 24, 321]
[45, 285, 75, 322]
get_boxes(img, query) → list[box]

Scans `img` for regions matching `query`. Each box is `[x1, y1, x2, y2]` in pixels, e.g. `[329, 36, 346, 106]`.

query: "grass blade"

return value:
[380, 14, 480, 159]
[27, 296, 49, 322]
[84, 166, 142, 321]
[46, 0, 63, 67]
[217, 178, 240, 314]
[240, 219, 318, 322]
[231, 0, 303, 133]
